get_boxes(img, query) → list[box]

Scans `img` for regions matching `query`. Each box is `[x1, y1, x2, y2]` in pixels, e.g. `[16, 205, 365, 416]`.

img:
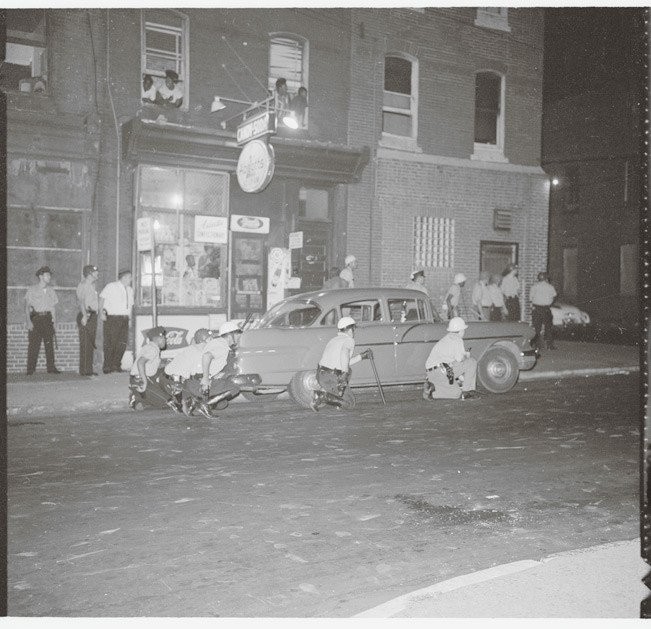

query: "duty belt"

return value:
[318, 365, 344, 375]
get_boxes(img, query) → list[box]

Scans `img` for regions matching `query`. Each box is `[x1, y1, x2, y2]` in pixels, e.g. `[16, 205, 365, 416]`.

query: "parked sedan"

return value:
[234, 288, 537, 408]
[551, 301, 591, 327]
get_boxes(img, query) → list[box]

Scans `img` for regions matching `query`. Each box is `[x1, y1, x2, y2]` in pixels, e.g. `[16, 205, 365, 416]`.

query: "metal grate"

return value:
[413, 216, 454, 268]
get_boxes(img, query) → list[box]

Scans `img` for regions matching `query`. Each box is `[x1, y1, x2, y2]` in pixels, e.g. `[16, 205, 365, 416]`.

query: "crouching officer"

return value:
[424, 316, 479, 400]
[128, 327, 168, 410]
[311, 316, 372, 412]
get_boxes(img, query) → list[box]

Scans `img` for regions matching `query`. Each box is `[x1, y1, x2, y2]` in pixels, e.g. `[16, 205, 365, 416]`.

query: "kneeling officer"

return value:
[311, 316, 372, 411]
[424, 316, 478, 400]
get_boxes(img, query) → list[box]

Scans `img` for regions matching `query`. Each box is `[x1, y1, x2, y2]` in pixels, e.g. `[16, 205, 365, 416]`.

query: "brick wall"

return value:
[7, 323, 82, 373]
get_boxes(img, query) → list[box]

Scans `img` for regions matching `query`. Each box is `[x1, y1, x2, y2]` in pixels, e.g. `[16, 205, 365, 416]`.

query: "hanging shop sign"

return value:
[230, 214, 270, 234]
[236, 139, 275, 193]
[236, 110, 276, 146]
[194, 215, 229, 244]
[136, 217, 153, 251]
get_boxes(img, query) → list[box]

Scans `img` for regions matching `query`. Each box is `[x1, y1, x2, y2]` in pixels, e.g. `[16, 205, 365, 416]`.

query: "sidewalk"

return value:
[5, 340, 639, 417]
[354, 539, 646, 618]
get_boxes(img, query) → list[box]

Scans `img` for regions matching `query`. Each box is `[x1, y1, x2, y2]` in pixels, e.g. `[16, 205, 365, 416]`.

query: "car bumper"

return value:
[518, 349, 537, 371]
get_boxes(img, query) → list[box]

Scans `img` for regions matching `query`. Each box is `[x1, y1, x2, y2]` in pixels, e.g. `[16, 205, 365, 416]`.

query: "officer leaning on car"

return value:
[311, 316, 372, 411]
[423, 316, 479, 400]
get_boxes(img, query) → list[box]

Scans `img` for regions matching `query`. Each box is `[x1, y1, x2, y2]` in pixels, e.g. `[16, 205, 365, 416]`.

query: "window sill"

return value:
[471, 143, 509, 163]
[379, 133, 422, 153]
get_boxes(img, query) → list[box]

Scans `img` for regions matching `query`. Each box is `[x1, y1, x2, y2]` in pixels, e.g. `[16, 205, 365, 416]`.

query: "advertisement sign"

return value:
[136, 217, 153, 252]
[236, 110, 276, 146]
[230, 214, 270, 234]
[266, 247, 291, 308]
[194, 215, 228, 244]
[288, 231, 304, 249]
[236, 139, 275, 193]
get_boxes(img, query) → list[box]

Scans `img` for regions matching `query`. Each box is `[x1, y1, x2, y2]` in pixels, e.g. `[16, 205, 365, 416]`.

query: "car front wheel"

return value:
[477, 346, 519, 393]
[288, 370, 319, 409]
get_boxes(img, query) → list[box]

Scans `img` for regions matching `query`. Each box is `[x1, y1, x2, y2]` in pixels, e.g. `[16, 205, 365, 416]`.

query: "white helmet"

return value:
[447, 316, 468, 332]
[337, 316, 356, 330]
[344, 254, 356, 266]
[219, 320, 242, 336]
[453, 273, 467, 284]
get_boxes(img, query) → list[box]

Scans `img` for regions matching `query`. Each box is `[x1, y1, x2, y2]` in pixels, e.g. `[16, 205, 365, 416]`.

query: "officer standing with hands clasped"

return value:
[530, 271, 557, 351]
[76, 264, 99, 376]
[311, 316, 372, 411]
[424, 316, 478, 400]
[25, 266, 60, 375]
[99, 270, 134, 374]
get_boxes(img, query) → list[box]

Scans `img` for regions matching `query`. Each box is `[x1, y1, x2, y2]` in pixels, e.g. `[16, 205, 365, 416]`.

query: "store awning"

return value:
[122, 118, 370, 184]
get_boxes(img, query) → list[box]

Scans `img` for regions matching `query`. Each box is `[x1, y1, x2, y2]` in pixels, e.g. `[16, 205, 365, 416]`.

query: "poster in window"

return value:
[235, 237, 263, 262]
[194, 215, 228, 244]
[197, 245, 221, 279]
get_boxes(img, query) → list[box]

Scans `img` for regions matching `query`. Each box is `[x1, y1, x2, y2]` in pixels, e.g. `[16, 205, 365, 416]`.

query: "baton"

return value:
[368, 354, 386, 405]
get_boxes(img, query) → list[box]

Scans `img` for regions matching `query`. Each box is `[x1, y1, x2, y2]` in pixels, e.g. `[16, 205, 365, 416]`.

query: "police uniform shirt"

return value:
[472, 282, 493, 308]
[164, 344, 204, 380]
[425, 332, 466, 369]
[100, 281, 134, 316]
[500, 274, 520, 298]
[530, 281, 557, 306]
[25, 284, 58, 313]
[339, 267, 355, 288]
[319, 332, 355, 372]
[404, 281, 429, 295]
[203, 337, 231, 377]
[487, 284, 505, 308]
[76, 280, 99, 312]
[130, 342, 161, 377]
[446, 284, 461, 308]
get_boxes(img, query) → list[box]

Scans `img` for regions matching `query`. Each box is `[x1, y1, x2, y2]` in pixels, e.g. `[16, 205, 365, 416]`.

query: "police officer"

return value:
[404, 269, 429, 295]
[311, 316, 372, 411]
[99, 270, 134, 374]
[424, 317, 478, 400]
[530, 271, 558, 350]
[76, 264, 99, 376]
[128, 327, 168, 410]
[25, 266, 60, 375]
[339, 255, 357, 288]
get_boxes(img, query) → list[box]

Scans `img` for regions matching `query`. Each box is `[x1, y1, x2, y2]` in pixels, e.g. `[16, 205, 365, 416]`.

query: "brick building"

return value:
[542, 8, 645, 328]
[4, 8, 548, 373]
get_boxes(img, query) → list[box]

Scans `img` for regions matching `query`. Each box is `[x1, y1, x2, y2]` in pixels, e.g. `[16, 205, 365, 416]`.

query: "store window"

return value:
[473, 71, 506, 162]
[382, 54, 418, 146]
[136, 166, 229, 310]
[141, 9, 188, 109]
[2, 10, 47, 93]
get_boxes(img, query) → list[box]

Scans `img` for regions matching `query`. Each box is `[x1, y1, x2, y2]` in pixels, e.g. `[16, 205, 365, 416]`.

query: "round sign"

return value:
[236, 139, 275, 193]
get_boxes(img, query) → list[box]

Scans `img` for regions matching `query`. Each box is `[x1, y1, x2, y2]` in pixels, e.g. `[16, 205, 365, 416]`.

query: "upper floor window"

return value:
[472, 71, 507, 162]
[1, 10, 47, 93]
[382, 54, 418, 142]
[474, 8, 511, 32]
[268, 35, 309, 129]
[141, 9, 188, 110]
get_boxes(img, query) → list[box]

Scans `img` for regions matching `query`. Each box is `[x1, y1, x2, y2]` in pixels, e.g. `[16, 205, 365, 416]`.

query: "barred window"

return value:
[413, 217, 455, 269]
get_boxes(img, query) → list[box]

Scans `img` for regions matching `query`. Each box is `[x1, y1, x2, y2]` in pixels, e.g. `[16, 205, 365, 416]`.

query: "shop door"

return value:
[291, 220, 330, 295]
[230, 233, 267, 319]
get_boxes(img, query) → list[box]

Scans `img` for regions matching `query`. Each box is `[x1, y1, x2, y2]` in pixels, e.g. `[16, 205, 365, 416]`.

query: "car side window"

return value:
[341, 300, 383, 324]
[320, 308, 337, 326]
[388, 298, 422, 323]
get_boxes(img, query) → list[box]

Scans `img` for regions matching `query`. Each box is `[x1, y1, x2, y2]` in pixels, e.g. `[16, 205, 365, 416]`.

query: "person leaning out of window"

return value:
[156, 69, 183, 108]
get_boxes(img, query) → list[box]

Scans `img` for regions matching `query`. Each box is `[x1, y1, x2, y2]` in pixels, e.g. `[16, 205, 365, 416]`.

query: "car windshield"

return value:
[257, 298, 323, 328]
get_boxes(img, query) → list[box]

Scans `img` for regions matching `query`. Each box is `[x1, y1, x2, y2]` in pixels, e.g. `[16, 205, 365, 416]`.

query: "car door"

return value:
[336, 297, 396, 385]
[390, 296, 447, 383]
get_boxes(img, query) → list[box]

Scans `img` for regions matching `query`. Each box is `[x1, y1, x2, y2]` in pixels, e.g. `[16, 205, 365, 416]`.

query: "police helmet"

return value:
[447, 317, 468, 333]
[453, 273, 466, 284]
[337, 316, 356, 331]
[219, 320, 242, 337]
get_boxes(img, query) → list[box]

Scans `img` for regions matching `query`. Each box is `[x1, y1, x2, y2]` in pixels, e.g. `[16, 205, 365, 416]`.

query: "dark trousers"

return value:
[129, 370, 171, 409]
[27, 313, 56, 373]
[77, 311, 97, 375]
[505, 296, 521, 322]
[532, 305, 554, 348]
[103, 315, 129, 373]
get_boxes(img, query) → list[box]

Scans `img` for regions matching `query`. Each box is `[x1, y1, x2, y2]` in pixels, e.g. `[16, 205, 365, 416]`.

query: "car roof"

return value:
[279, 287, 429, 309]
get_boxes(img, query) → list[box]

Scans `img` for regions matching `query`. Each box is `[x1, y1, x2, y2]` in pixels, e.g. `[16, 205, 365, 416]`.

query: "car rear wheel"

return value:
[288, 370, 319, 409]
[477, 346, 519, 393]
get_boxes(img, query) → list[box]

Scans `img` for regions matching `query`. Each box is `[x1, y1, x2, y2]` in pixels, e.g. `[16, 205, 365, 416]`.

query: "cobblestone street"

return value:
[8, 374, 639, 617]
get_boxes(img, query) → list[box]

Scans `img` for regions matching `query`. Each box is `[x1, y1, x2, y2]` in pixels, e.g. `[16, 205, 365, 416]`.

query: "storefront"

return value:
[122, 118, 368, 352]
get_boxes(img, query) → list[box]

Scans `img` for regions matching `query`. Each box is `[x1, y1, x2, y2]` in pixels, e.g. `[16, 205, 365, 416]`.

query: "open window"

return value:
[382, 54, 419, 149]
[388, 298, 427, 323]
[472, 71, 507, 163]
[268, 34, 309, 129]
[141, 9, 189, 110]
[2, 10, 47, 93]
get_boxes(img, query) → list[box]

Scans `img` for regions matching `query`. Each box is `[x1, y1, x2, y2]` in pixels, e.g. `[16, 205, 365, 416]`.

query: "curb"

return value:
[353, 539, 639, 618]
[6, 366, 639, 418]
